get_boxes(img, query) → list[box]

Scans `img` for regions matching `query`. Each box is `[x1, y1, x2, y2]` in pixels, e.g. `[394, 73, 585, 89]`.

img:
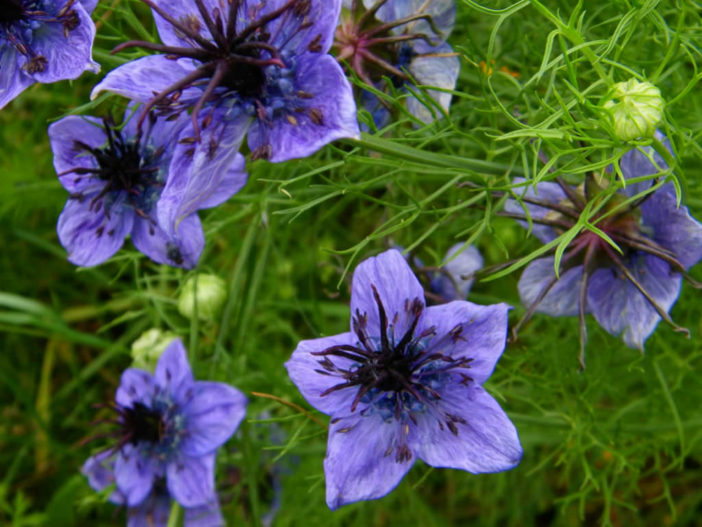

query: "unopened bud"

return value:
[131, 329, 177, 371]
[177, 274, 227, 321]
[603, 79, 663, 141]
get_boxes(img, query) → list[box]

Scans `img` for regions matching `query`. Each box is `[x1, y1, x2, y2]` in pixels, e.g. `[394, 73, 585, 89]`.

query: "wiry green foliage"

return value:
[0, 0, 701, 525]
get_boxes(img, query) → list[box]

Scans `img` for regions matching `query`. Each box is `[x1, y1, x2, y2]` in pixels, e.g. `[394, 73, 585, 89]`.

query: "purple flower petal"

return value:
[82, 451, 125, 505]
[166, 454, 216, 508]
[30, 3, 99, 84]
[411, 384, 523, 473]
[160, 116, 248, 232]
[406, 42, 459, 124]
[154, 339, 194, 396]
[246, 54, 359, 162]
[324, 414, 413, 510]
[150, 0, 217, 47]
[248, 0, 341, 54]
[285, 332, 358, 416]
[504, 177, 569, 243]
[350, 249, 426, 343]
[431, 243, 483, 300]
[127, 489, 171, 527]
[131, 213, 204, 269]
[0, 48, 33, 110]
[588, 254, 681, 349]
[56, 198, 134, 267]
[184, 498, 225, 527]
[179, 382, 248, 457]
[368, 0, 456, 41]
[518, 257, 584, 317]
[48, 116, 106, 193]
[91, 56, 200, 104]
[641, 190, 702, 270]
[116, 368, 157, 408]
[423, 301, 510, 385]
[115, 444, 158, 507]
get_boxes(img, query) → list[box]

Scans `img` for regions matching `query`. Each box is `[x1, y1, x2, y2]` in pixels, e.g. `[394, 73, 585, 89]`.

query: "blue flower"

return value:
[504, 135, 702, 363]
[285, 249, 521, 508]
[0, 0, 98, 108]
[82, 339, 247, 525]
[91, 0, 360, 163]
[49, 106, 246, 268]
[335, 0, 459, 125]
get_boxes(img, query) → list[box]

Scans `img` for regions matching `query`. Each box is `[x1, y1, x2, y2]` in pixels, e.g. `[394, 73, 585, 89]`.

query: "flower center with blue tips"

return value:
[313, 284, 474, 448]
[114, 0, 326, 159]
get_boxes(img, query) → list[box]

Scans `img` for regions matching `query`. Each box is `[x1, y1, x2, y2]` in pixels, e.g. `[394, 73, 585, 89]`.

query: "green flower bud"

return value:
[178, 274, 227, 321]
[603, 79, 663, 141]
[131, 329, 178, 372]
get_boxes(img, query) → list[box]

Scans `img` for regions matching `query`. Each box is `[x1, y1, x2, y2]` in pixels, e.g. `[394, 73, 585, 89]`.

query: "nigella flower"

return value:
[504, 137, 702, 365]
[49, 106, 246, 268]
[82, 339, 247, 525]
[335, 0, 459, 125]
[429, 242, 483, 301]
[0, 0, 98, 109]
[91, 0, 360, 163]
[285, 249, 521, 508]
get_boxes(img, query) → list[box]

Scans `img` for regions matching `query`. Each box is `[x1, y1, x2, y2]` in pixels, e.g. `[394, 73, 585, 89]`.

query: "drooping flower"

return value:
[335, 0, 459, 126]
[285, 249, 521, 509]
[91, 0, 359, 163]
[0, 0, 99, 109]
[504, 137, 702, 364]
[429, 242, 483, 301]
[82, 338, 247, 525]
[49, 106, 246, 268]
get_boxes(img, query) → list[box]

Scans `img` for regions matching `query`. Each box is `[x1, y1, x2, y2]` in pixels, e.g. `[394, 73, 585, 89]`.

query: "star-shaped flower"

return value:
[504, 136, 702, 364]
[286, 249, 522, 509]
[91, 0, 360, 163]
[49, 106, 246, 268]
[0, 0, 99, 108]
[82, 339, 247, 524]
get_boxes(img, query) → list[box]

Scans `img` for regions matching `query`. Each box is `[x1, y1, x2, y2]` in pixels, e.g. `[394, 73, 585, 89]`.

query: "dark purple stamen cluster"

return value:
[334, 0, 440, 86]
[62, 117, 163, 222]
[503, 174, 693, 365]
[115, 0, 314, 142]
[313, 284, 473, 460]
[1, 0, 81, 73]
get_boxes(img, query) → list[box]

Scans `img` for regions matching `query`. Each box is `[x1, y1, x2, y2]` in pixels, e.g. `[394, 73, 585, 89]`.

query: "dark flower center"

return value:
[122, 402, 164, 445]
[0, 0, 24, 24]
[503, 172, 691, 367]
[314, 284, 472, 421]
[67, 117, 164, 217]
[115, 0, 324, 156]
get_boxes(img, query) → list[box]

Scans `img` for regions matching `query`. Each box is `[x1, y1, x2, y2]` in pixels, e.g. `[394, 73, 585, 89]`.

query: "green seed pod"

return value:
[131, 329, 178, 372]
[178, 274, 227, 321]
[603, 79, 663, 141]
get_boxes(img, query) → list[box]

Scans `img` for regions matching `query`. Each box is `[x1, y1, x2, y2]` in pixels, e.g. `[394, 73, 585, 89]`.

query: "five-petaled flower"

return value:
[286, 249, 522, 509]
[91, 0, 360, 164]
[49, 106, 246, 268]
[335, 0, 459, 126]
[504, 135, 702, 365]
[0, 0, 99, 109]
[82, 339, 247, 526]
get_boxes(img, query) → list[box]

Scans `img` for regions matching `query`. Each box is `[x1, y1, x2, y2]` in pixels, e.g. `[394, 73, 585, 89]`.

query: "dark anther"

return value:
[23, 56, 48, 74]
[0, 0, 24, 25]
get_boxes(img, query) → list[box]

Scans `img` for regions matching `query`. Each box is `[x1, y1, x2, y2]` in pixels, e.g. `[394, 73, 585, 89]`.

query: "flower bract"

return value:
[49, 106, 247, 268]
[285, 249, 521, 509]
[91, 0, 360, 163]
[82, 338, 247, 524]
[0, 0, 99, 109]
